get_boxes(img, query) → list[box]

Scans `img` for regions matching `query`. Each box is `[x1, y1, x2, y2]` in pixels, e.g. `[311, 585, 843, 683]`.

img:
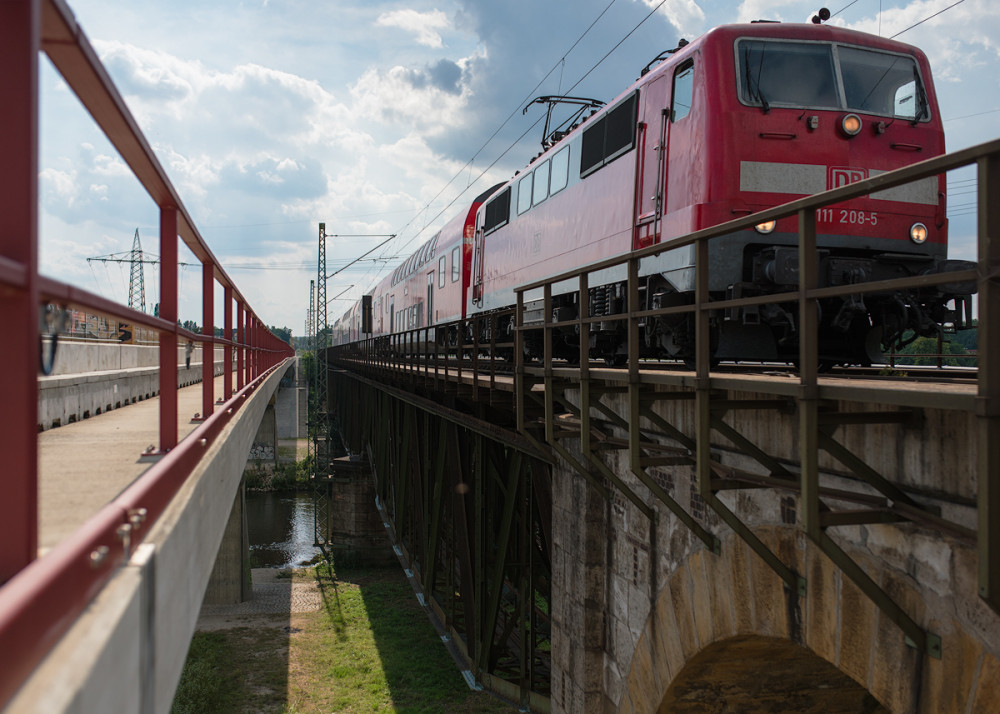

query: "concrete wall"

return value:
[202, 482, 252, 606]
[38, 343, 227, 431]
[550, 384, 998, 713]
[6, 360, 292, 714]
[47, 339, 213, 375]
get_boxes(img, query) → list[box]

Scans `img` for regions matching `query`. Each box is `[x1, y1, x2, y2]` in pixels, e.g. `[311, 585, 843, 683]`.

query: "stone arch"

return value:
[618, 526, 1000, 713]
[657, 635, 886, 712]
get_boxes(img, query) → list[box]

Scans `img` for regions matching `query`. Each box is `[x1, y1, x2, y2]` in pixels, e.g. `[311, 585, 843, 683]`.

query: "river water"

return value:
[246, 491, 322, 568]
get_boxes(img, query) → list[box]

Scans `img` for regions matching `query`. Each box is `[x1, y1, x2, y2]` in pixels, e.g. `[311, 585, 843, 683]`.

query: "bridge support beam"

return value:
[978, 151, 1000, 614]
[202, 479, 251, 605]
[329, 369, 553, 711]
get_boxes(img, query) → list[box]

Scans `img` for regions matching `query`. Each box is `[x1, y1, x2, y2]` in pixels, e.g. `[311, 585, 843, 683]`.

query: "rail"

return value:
[0, 0, 294, 706]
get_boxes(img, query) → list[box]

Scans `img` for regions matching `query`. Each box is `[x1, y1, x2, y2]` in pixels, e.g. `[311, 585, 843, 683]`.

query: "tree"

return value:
[894, 335, 976, 367]
[270, 325, 292, 343]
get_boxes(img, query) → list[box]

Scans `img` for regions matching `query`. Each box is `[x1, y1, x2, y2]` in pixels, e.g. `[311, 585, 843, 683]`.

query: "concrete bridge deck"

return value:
[38, 374, 227, 555]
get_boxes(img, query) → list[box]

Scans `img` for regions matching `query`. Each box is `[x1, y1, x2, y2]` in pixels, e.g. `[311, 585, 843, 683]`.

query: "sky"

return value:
[37, 0, 1000, 336]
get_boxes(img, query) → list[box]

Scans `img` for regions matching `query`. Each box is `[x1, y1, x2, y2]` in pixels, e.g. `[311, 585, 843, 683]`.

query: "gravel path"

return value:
[196, 568, 322, 630]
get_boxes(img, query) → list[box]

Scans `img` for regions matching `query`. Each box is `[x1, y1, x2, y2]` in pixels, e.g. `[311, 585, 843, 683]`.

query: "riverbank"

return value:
[172, 562, 519, 713]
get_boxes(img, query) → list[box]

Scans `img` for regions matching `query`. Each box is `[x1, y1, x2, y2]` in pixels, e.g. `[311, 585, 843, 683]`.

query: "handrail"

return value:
[509, 136, 1000, 633]
[0, 0, 294, 707]
[0, 363, 288, 708]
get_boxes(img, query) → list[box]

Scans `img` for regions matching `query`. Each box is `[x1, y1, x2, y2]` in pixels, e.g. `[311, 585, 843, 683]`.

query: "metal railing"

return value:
[0, 0, 294, 705]
[511, 136, 1000, 648]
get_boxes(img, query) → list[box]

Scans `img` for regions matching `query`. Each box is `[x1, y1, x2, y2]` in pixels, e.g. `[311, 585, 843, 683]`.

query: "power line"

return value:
[891, 0, 966, 38]
[366, 0, 623, 283]
[367, 0, 674, 295]
[830, 0, 862, 18]
[945, 108, 1000, 123]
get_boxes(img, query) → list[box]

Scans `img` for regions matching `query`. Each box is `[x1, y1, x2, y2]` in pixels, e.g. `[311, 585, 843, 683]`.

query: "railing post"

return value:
[978, 151, 1000, 613]
[236, 301, 245, 390]
[223, 285, 233, 400]
[159, 206, 178, 451]
[798, 208, 820, 539]
[579, 273, 590, 459]
[543, 284, 554, 444]
[515, 292, 525, 433]
[695, 236, 712, 500]
[628, 258, 641, 474]
[201, 261, 214, 419]
[0, 0, 40, 580]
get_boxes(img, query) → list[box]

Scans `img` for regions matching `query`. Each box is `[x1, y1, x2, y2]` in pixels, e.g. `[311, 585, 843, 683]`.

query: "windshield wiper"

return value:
[911, 65, 928, 123]
[744, 45, 770, 113]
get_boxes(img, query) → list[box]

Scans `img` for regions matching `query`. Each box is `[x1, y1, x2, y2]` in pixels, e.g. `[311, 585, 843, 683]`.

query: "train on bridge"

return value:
[332, 19, 976, 367]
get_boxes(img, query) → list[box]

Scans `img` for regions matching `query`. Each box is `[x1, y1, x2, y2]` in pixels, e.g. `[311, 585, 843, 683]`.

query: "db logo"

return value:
[828, 167, 868, 189]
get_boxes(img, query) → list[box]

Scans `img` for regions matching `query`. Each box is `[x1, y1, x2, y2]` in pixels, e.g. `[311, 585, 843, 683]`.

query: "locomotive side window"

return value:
[533, 160, 550, 206]
[517, 174, 533, 215]
[451, 246, 460, 282]
[580, 92, 638, 178]
[438, 256, 446, 288]
[580, 115, 606, 175]
[604, 93, 638, 163]
[484, 186, 511, 234]
[672, 62, 694, 122]
[550, 147, 569, 194]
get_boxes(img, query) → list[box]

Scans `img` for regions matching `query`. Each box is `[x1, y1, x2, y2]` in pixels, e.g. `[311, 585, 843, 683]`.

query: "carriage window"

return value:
[533, 160, 550, 206]
[672, 62, 694, 122]
[451, 246, 460, 282]
[438, 256, 446, 288]
[550, 147, 569, 194]
[517, 173, 533, 214]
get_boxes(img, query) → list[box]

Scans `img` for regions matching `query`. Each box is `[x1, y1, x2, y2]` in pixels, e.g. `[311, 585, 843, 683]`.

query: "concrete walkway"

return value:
[37, 374, 232, 555]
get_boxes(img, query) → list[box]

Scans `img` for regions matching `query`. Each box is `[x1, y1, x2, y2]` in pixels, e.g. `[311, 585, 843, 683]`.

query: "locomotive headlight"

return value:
[841, 113, 862, 137]
[909, 222, 928, 244]
[755, 220, 776, 234]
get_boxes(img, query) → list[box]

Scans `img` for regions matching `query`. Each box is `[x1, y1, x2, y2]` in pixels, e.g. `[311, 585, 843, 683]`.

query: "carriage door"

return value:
[635, 76, 669, 249]
[426, 271, 435, 326]
[472, 223, 485, 305]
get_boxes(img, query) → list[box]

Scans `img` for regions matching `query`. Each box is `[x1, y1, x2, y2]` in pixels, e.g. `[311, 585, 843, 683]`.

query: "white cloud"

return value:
[376, 9, 451, 48]
[36, 0, 998, 330]
[642, 0, 706, 35]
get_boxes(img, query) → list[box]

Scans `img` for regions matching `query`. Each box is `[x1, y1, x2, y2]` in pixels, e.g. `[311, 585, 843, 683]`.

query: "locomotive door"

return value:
[635, 76, 670, 249]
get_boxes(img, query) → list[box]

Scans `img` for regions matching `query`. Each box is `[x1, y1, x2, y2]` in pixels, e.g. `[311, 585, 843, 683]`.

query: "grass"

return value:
[172, 561, 520, 713]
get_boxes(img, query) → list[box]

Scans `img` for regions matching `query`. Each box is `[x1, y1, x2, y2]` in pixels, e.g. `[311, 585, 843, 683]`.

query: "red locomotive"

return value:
[334, 20, 973, 366]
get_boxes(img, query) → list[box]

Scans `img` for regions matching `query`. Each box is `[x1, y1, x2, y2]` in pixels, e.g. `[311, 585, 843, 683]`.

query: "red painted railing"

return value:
[0, 0, 295, 706]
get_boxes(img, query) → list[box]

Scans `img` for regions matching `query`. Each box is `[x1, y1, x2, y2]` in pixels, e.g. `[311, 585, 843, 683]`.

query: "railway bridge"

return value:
[322, 138, 1000, 712]
[2, 0, 999, 711]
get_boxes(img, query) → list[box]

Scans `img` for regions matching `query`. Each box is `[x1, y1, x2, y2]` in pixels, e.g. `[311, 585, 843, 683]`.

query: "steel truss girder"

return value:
[329, 372, 552, 710]
[531, 361, 965, 658]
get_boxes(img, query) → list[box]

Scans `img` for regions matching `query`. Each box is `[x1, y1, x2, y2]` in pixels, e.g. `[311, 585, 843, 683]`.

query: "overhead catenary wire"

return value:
[361, 0, 626, 287]
[365, 0, 671, 292]
[890, 0, 966, 38]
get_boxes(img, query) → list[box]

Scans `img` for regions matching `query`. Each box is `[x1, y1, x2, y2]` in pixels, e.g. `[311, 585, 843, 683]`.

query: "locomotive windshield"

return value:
[737, 39, 928, 120]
